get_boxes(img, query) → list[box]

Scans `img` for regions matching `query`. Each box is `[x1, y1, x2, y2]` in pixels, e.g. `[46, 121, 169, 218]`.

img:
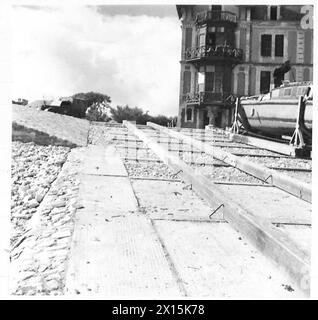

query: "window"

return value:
[205, 72, 215, 92]
[251, 6, 267, 20]
[275, 35, 284, 57]
[194, 71, 198, 92]
[261, 35, 272, 57]
[207, 33, 216, 46]
[185, 28, 192, 49]
[303, 68, 310, 81]
[211, 6, 222, 20]
[183, 71, 191, 94]
[212, 5, 222, 11]
[270, 6, 277, 20]
[198, 72, 205, 92]
[260, 71, 271, 94]
[186, 108, 193, 121]
[199, 33, 205, 47]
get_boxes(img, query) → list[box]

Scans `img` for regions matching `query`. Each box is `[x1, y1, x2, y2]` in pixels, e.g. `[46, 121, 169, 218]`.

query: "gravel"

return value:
[189, 164, 265, 184]
[124, 160, 181, 180]
[116, 147, 159, 159]
[88, 123, 146, 146]
[88, 124, 113, 145]
[217, 146, 281, 156]
[241, 156, 312, 170]
[169, 150, 214, 165]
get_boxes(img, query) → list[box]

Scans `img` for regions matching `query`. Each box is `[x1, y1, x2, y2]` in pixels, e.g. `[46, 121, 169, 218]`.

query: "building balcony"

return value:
[196, 10, 237, 26]
[185, 91, 233, 106]
[184, 45, 243, 64]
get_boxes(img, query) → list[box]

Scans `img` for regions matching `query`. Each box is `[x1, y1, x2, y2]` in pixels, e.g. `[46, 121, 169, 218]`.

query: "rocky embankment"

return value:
[11, 142, 85, 295]
[11, 141, 70, 251]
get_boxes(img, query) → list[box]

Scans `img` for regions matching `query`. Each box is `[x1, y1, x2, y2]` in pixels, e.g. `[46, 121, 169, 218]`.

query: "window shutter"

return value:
[275, 35, 284, 57]
[261, 35, 272, 57]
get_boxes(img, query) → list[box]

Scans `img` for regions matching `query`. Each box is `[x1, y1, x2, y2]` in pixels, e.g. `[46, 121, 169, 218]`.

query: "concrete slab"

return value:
[131, 180, 224, 221]
[65, 214, 181, 297]
[217, 184, 311, 225]
[65, 147, 182, 297]
[81, 145, 127, 176]
[78, 174, 138, 215]
[154, 220, 306, 299]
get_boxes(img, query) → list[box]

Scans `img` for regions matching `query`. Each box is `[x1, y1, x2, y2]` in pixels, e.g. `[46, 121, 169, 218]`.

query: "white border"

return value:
[1, 0, 317, 300]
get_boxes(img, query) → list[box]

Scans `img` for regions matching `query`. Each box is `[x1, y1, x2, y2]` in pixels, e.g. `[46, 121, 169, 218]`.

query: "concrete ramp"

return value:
[65, 146, 181, 297]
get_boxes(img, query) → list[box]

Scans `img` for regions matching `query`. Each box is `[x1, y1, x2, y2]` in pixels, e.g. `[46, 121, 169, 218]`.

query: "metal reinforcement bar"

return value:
[147, 122, 311, 203]
[229, 133, 297, 156]
[123, 121, 310, 295]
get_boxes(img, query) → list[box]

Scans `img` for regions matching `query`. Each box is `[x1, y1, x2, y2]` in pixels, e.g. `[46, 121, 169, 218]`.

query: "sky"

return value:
[11, 5, 181, 116]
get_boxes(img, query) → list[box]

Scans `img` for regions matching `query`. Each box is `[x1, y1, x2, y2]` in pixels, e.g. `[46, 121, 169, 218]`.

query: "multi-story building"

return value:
[176, 5, 313, 129]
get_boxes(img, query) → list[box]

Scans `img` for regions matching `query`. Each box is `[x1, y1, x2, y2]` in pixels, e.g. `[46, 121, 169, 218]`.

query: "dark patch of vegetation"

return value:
[72, 92, 111, 104]
[110, 105, 177, 126]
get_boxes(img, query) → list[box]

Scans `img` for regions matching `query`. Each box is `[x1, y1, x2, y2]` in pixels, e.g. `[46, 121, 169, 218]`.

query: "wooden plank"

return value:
[230, 133, 297, 156]
[124, 121, 310, 295]
[148, 123, 311, 203]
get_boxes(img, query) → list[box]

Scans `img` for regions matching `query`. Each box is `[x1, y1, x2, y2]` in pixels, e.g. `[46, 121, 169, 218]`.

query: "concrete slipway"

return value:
[64, 144, 306, 299]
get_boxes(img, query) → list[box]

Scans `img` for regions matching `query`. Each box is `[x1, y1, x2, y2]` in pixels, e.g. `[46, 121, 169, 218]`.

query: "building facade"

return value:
[176, 5, 313, 129]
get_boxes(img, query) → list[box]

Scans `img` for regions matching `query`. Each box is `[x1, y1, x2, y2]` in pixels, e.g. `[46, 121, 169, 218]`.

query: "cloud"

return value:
[12, 5, 181, 116]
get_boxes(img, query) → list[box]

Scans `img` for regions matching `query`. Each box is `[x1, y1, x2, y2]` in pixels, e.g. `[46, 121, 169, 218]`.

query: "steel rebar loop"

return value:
[209, 204, 225, 219]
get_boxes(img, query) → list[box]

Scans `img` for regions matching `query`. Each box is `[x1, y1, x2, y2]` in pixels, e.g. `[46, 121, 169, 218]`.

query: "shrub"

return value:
[85, 102, 110, 122]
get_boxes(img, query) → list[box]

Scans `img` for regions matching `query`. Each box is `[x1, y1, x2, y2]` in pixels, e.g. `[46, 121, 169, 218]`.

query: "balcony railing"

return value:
[184, 45, 243, 62]
[185, 91, 232, 105]
[196, 10, 237, 25]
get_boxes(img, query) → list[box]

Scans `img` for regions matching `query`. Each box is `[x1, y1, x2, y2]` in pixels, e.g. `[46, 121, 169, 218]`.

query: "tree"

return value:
[109, 105, 177, 126]
[149, 114, 177, 127]
[72, 92, 111, 105]
[71, 92, 112, 120]
[109, 105, 150, 124]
